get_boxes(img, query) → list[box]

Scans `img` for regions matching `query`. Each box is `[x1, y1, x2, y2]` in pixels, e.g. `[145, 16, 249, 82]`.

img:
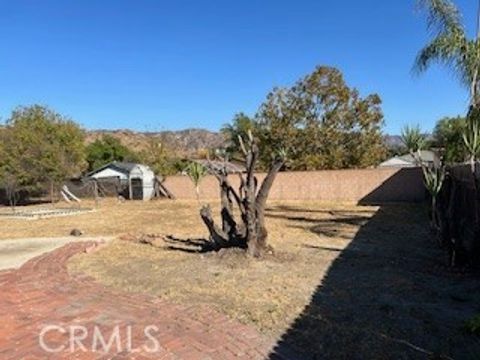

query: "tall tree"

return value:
[415, 1, 480, 240]
[221, 113, 257, 157]
[0, 105, 86, 202]
[432, 116, 467, 163]
[255, 66, 387, 170]
[414, 0, 480, 110]
[0, 128, 20, 208]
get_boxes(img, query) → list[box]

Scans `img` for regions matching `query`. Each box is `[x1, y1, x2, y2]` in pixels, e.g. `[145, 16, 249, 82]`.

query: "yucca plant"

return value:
[401, 125, 427, 163]
[402, 124, 446, 239]
[463, 117, 480, 227]
[422, 164, 446, 239]
[185, 162, 208, 203]
[422, 165, 446, 198]
[463, 118, 480, 170]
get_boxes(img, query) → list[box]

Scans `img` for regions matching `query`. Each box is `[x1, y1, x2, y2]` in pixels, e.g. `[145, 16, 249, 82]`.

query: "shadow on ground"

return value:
[268, 205, 480, 360]
[161, 235, 213, 253]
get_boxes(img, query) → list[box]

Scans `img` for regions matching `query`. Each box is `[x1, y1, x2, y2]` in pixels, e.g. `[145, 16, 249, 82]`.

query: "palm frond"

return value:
[417, 0, 463, 35]
[414, 31, 468, 75]
[414, 0, 477, 91]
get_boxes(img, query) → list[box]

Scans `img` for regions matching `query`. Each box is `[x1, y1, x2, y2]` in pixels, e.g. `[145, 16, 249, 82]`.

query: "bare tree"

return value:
[199, 132, 285, 257]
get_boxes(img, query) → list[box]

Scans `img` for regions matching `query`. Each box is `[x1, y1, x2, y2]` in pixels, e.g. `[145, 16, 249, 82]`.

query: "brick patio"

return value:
[0, 242, 300, 359]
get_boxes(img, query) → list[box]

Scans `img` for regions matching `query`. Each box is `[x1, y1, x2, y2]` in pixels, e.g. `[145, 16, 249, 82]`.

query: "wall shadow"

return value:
[268, 205, 480, 359]
[358, 167, 426, 205]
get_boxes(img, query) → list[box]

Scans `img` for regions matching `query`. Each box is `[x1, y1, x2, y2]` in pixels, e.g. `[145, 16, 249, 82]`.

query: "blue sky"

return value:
[0, 0, 477, 134]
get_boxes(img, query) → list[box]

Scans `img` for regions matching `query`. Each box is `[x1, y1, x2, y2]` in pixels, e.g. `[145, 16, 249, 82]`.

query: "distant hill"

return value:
[86, 129, 410, 156]
[85, 128, 226, 157]
[383, 135, 404, 150]
[383, 134, 433, 152]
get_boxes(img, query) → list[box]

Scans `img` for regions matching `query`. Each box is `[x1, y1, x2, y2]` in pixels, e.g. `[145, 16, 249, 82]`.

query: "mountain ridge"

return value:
[85, 128, 226, 156]
[86, 129, 407, 156]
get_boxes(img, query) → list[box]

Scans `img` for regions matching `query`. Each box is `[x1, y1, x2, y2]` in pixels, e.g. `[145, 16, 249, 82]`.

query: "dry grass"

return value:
[6, 199, 479, 358]
[0, 198, 226, 240]
[66, 199, 377, 336]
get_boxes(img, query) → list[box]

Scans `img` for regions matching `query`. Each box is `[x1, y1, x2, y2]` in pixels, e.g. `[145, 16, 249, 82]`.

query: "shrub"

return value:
[464, 314, 480, 336]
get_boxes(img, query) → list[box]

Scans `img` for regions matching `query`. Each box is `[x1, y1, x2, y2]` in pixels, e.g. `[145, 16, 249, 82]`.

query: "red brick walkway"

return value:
[0, 242, 299, 359]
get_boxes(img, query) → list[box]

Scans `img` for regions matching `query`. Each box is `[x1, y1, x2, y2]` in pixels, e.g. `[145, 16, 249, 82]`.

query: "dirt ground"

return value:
[62, 199, 480, 359]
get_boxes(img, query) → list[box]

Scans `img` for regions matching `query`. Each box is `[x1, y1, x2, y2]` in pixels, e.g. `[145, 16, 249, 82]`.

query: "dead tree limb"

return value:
[198, 133, 285, 257]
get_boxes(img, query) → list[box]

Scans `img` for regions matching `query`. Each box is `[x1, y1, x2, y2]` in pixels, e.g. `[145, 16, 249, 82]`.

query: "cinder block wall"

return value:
[164, 167, 426, 203]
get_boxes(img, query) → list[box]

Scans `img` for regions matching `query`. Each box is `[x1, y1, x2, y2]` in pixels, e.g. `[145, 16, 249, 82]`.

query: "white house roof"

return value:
[379, 157, 416, 168]
[397, 150, 437, 163]
[86, 162, 147, 177]
[379, 150, 438, 168]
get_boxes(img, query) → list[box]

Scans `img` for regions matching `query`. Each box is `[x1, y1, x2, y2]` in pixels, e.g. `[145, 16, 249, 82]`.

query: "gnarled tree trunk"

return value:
[199, 134, 284, 257]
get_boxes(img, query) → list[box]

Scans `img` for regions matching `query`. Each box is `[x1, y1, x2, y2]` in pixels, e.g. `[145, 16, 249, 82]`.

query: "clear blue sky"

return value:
[0, 0, 477, 134]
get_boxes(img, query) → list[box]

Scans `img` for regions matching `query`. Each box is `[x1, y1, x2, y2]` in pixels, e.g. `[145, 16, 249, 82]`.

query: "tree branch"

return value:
[200, 205, 229, 248]
[228, 185, 245, 215]
[255, 159, 284, 210]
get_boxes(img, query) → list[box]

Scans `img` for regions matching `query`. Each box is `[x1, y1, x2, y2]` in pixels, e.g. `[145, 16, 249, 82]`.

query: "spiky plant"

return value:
[422, 165, 446, 198]
[401, 125, 426, 163]
[401, 123, 446, 237]
[185, 162, 208, 202]
[462, 115, 480, 226]
[463, 117, 480, 168]
[422, 164, 447, 243]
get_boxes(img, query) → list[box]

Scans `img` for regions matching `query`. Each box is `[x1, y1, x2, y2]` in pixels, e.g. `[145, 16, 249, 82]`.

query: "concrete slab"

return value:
[0, 236, 113, 270]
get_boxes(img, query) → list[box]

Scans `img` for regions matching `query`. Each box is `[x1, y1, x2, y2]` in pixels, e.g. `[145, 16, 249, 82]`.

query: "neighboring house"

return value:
[379, 150, 440, 168]
[86, 162, 156, 200]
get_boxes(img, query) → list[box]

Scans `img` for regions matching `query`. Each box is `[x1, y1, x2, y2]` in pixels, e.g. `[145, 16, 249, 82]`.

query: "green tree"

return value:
[414, 0, 480, 110]
[0, 128, 20, 208]
[138, 137, 181, 176]
[0, 105, 86, 203]
[254, 66, 387, 170]
[85, 135, 139, 171]
[415, 0, 480, 222]
[432, 116, 467, 163]
[221, 113, 257, 156]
